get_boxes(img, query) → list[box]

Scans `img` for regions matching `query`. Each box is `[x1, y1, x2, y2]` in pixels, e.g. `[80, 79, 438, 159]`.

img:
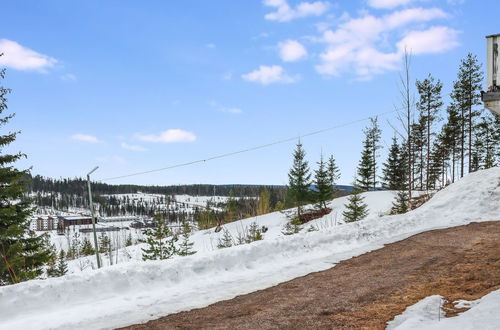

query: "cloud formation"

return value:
[0, 39, 57, 72]
[368, 0, 417, 9]
[121, 142, 147, 152]
[315, 7, 457, 79]
[209, 101, 243, 114]
[242, 65, 299, 85]
[264, 0, 330, 22]
[135, 129, 196, 143]
[279, 40, 308, 62]
[71, 134, 101, 143]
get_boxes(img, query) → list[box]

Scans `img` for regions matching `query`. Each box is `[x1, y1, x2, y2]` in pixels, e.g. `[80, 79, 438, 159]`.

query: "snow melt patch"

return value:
[387, 289, 500, 330]
[0, 167, 499, 330]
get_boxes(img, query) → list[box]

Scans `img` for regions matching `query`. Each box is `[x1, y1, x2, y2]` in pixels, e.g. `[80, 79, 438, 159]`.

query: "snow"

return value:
[0, 167, 498, 330]
[387, 289, 500, 329]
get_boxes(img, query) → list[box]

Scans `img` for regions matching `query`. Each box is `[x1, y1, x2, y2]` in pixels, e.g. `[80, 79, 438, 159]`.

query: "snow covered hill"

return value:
[0, 167, 498, 330]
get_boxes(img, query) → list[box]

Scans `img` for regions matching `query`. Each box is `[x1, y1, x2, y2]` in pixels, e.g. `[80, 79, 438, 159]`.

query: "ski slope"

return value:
[0, 167, 498, 330]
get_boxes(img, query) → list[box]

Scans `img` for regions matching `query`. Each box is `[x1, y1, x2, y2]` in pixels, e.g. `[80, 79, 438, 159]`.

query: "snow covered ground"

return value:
[0, 167, 498, 330]
[387, 290, 500, 329]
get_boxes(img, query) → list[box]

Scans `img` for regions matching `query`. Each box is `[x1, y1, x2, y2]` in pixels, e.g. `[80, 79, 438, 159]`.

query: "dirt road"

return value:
[122, 221, 500, 329]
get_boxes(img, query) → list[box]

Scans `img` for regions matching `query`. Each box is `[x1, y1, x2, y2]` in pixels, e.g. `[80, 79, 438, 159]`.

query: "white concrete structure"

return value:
[483, 33, 500, 115]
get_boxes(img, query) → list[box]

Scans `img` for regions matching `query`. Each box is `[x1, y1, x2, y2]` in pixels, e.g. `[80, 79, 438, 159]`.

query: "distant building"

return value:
[35, 216, 58, 231]
[99, 216, 139, 223]
[57, 216, 94, 230]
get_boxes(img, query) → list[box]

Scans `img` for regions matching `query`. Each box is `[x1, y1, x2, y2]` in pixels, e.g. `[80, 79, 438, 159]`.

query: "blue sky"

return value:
[0, 0, 497, 186]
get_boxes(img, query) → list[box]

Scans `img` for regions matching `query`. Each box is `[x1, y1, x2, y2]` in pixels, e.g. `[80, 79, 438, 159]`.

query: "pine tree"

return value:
[225, 190, 238, 222]
[356, 135, 373, 191]
[257, 189, 270, 215]
[451, 53, 483, 177]
[382, 136, 402, 190]
[98, 232, 111, 253]
[140, 216, 178, 260]
[178, 221, 196, 256]
[390, 190, 409, 215]
[125, 232, 133, 247]
[314, 153, 333, 209]
[342, 186, 368, 223]
[217, 229, 233, 249]
[327, 154, 340, 191]
[416, 74, 443, 190]
[246, 222, 263, 242]
[366, 117, 382, 189]
[47, 250, 68, 277]
[0, 66, 52, 285]
[288, 140, 311, 220]
[80, 236, 95, 256]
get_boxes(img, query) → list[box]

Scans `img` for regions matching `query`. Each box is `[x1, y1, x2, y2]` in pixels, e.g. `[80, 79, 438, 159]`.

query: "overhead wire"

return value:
[98, 107, 402, 182]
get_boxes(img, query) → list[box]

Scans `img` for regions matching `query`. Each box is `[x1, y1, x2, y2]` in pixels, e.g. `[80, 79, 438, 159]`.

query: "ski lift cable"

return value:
[98, 108, 401, 182]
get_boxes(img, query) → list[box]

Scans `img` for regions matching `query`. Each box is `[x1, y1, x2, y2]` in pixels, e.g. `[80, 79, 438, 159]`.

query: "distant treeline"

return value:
[28, 175, 288, 198]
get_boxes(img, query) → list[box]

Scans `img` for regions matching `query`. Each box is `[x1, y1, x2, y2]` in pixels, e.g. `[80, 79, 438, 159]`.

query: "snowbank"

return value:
[387, 289, 500, 329]
[0, 167, 498, 330]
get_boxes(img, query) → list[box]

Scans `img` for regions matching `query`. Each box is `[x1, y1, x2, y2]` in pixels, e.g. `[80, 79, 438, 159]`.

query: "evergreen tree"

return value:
[366, 117, 382, 189]
[246, 222, 263, 243]
[225, 190, 238, 222]
[356, 135, 373, 191]
[80, 236, 95, 256]
[314, 153, 333, 209]
[342, 186, 368, 223]
[390, 190, 409, 215]
[125, 232, 133, 247]
[257, 189, 270, 215]
[140, 216, 178, 260]
[217, 229, 233, 249]
[98, 232, 111, 253]
[382, 136, 402, 190]
[0, 65, 52, 285]
[416, 74, 443, 190]
[178, 221, 196, 256]
[281, 217, 301, 235]
[288, 141, 311, 220]
[451, 53, 483, 177]
[47, 250, 68, 277]
[327, 154, 341, 196]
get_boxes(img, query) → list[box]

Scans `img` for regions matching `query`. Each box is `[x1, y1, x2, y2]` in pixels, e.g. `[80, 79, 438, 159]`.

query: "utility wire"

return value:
[99, 108, 401, 182]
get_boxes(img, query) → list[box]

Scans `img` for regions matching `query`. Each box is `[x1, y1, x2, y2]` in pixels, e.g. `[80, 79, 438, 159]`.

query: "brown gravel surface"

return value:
[121, 221, 500, 330]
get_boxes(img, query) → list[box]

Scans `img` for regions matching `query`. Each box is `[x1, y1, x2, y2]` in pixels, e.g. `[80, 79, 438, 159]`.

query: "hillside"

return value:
[0, 167, 498, 330]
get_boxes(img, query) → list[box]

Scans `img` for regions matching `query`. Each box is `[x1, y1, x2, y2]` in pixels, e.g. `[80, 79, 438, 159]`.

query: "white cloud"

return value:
[279, 40, 308, 62]
[121, 142, 147, 152]
[135, 129, 196, 143]
[242, 65, 299, 85]
[397, 26, 460, 54]
[368, 0, 417, 9]
[264, 0, 330, 22]
[71, 134, 101, 143]
[0, 39, 57, 72]
[60, 73, 77, 81]
[209, 100, 243, 114]
[315, 7, 456, 79]
[206, 43, 216, 49]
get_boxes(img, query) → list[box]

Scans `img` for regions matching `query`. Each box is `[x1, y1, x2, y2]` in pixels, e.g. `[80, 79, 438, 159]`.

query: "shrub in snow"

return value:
[217, 229, 234, 249]
[139, 217, 178, 260]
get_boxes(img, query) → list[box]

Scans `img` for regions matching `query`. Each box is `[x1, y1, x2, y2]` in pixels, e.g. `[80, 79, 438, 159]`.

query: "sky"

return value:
[0, 0, 497, 186]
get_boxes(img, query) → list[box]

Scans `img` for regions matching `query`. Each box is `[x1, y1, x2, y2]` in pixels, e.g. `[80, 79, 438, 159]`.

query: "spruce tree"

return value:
[217, 229, 233, 249]
[98, 232, 111, 253]
[314, 153, 333, 209]
[178, 221, 196, 256]
[382, 136, 402, 190]
[246, 222, 263, 243]
[288, 140, 311, 220]
[81, 236, 95, 256]
[125, 232, 133, 247]
[367, 117, 382, 189]
[356, 135, 373, 190]
[0, 66, 52, 285]
[327, 154, 340, 195]
[342, 186, 368, 223]
[390, 190, 409, 215]
[140, 216, 177, 260]
[47, 250, 68, 277]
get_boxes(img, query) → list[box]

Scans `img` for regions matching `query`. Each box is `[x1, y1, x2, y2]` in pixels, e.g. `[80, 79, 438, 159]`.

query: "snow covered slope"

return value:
[0, 167, 498, 330]
[387, 290, 500, 329]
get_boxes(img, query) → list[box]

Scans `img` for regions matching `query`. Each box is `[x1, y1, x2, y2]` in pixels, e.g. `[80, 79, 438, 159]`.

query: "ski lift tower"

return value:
[482, 34, 500, 116]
